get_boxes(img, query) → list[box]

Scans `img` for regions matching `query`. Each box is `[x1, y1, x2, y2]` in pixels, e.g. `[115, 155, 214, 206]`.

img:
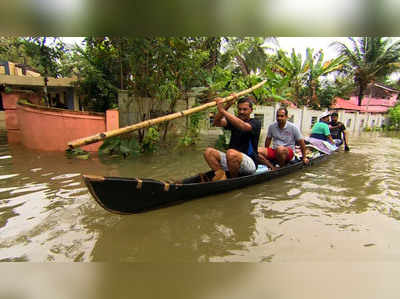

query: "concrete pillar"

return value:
[118, 90, 130, 127]
[66, 88, 75, 110]
[106, 109, 119, 131]
[1, 92, 21, 143]
[73, 89, 79, 111]
[60, 91, 65, 105]
[353, 111, 359, 133]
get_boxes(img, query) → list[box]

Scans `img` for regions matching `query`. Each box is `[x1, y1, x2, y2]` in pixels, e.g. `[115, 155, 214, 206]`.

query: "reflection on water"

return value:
[0, 130, 400, 263]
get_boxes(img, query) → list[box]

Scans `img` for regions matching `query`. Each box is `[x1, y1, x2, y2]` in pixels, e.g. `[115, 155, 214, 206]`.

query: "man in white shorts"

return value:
[203, 95, 261, 181]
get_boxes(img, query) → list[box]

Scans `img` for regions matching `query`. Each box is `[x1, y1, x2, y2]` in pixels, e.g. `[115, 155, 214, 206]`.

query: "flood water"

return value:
[1, 129, 400, 297]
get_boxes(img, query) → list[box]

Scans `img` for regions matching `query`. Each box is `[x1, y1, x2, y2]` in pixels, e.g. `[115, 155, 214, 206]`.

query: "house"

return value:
[0, 60, 80, 111]
[0, 61, 119, 151]
[331, 82, 399, 114]
[0, 61, 41, 77]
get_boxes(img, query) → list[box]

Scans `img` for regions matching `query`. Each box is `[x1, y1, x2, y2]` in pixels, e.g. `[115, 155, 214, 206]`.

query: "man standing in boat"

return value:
[203, 95, 261, 181]
[258, 107, 309, 171]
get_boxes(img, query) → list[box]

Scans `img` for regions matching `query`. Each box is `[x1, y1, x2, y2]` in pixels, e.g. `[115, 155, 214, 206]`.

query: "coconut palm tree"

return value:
[332, 37, 400, 106]
[221, 37, 277, 76]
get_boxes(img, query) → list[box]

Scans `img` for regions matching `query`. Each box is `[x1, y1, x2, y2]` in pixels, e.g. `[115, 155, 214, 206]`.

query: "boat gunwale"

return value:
[90, 153, 328, 187]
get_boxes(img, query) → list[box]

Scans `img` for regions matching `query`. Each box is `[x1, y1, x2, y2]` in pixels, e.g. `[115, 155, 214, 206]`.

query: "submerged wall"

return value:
[2, 92, 119, 152]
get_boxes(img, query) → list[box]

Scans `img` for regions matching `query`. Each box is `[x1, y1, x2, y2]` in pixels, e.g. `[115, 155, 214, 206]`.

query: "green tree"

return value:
[126, 37, 211, 140]
[305, 48, 346, 107]
[221, 37, 276, 76]
[317, 75, 355, 108]
[73, 37, 123, 112]
[274, 49, 309, 106]
[332, 37, 400, 106]
[388, 104, 400, 129]
[0, 37, 29, 64]
[22, 37, 67, 106]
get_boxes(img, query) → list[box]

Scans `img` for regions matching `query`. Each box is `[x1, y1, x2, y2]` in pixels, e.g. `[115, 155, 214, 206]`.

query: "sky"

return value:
[275, 37, 349, 60]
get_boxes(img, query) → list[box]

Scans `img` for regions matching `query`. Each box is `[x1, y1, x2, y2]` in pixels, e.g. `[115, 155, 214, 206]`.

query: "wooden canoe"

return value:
[83, 151, 332, 214]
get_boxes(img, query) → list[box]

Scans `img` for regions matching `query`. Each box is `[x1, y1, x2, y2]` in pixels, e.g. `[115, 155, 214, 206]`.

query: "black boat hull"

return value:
[83, 153, 331, 214]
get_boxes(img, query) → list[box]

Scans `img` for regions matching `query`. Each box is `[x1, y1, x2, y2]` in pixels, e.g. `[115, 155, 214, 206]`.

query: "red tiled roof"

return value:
[331, 95, 398, 113]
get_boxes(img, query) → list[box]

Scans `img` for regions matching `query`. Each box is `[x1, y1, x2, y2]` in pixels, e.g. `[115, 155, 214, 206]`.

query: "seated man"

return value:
[310, 111, 335, 144]
[203, 96, 261, 181]
[258, 107, 308, 171]
[329, 112, 350, 151]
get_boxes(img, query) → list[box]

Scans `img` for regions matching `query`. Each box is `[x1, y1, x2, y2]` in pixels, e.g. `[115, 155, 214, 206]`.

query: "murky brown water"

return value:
[1, 129, 400, 297]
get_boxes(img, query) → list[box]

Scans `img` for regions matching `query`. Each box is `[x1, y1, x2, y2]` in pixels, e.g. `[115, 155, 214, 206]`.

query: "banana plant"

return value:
[305, 48, 347, 107]
[275, 49, 310, 106]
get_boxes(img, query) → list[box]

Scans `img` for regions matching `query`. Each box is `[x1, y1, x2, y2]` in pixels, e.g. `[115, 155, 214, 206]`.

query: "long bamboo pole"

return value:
[67, 80, 267, 149]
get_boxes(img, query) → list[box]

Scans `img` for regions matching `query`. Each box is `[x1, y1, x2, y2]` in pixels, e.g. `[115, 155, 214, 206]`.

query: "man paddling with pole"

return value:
[203, 94, 261, 181]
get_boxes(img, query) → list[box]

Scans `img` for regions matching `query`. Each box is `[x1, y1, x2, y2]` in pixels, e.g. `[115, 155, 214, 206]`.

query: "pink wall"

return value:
[16, 104, 107, 151]
[2, 92, 120, 152]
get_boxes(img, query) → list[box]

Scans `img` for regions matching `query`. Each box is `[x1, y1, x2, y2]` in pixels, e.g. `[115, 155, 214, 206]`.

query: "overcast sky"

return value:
[276, 37, 350, 59]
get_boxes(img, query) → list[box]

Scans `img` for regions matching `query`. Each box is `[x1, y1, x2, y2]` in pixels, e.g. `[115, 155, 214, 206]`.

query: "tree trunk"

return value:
[236, 55, 250, 76]
[358, 85, 365, 106]
[43, 76, 49, 107]
[162, 121, 169, 141]
[311, 80, 319, 107]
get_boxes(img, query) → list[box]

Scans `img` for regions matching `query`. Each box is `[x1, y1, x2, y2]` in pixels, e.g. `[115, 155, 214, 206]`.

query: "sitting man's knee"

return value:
[276, 146, 288, 155]
[204, 147, 215, 157]
[226, 149, 241, 162]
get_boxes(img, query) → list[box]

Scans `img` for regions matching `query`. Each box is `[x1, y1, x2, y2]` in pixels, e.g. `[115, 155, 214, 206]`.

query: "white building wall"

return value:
[210, 104, 389, 136]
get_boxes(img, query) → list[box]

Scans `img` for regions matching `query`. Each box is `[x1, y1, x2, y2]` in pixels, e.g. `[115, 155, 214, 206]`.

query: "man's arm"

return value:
[213, 100, 234, 127]
[214, 97, 252, 131]
[264, 136, 272, 148]
[297, 139, 309, 164]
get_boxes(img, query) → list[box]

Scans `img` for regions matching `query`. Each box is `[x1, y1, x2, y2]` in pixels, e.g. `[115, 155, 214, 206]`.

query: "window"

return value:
[310, 116, 317, 128]
[346, 119, 351, 128]
[371, 119, 375, 127]
[254, 114, 264, 128]
[360, 119, 365, 128]
[209, 112, 215, 127]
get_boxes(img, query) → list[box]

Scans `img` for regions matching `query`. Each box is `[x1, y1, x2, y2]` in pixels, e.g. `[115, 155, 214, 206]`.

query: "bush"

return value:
[99, 136, 140, 158]
[142, 127, 160, 153]
[65, 148, 90, 160]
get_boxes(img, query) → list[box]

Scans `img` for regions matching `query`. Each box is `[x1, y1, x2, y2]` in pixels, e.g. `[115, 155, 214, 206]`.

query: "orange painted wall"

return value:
[2, 92, 21, 143]
[16, 103, 108, 151]
[2, 92, 120, 152]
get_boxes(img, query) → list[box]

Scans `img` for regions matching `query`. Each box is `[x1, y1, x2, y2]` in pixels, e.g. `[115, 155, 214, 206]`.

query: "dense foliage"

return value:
[388, 104, 400, 129]
[3, 36, 400, 155]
